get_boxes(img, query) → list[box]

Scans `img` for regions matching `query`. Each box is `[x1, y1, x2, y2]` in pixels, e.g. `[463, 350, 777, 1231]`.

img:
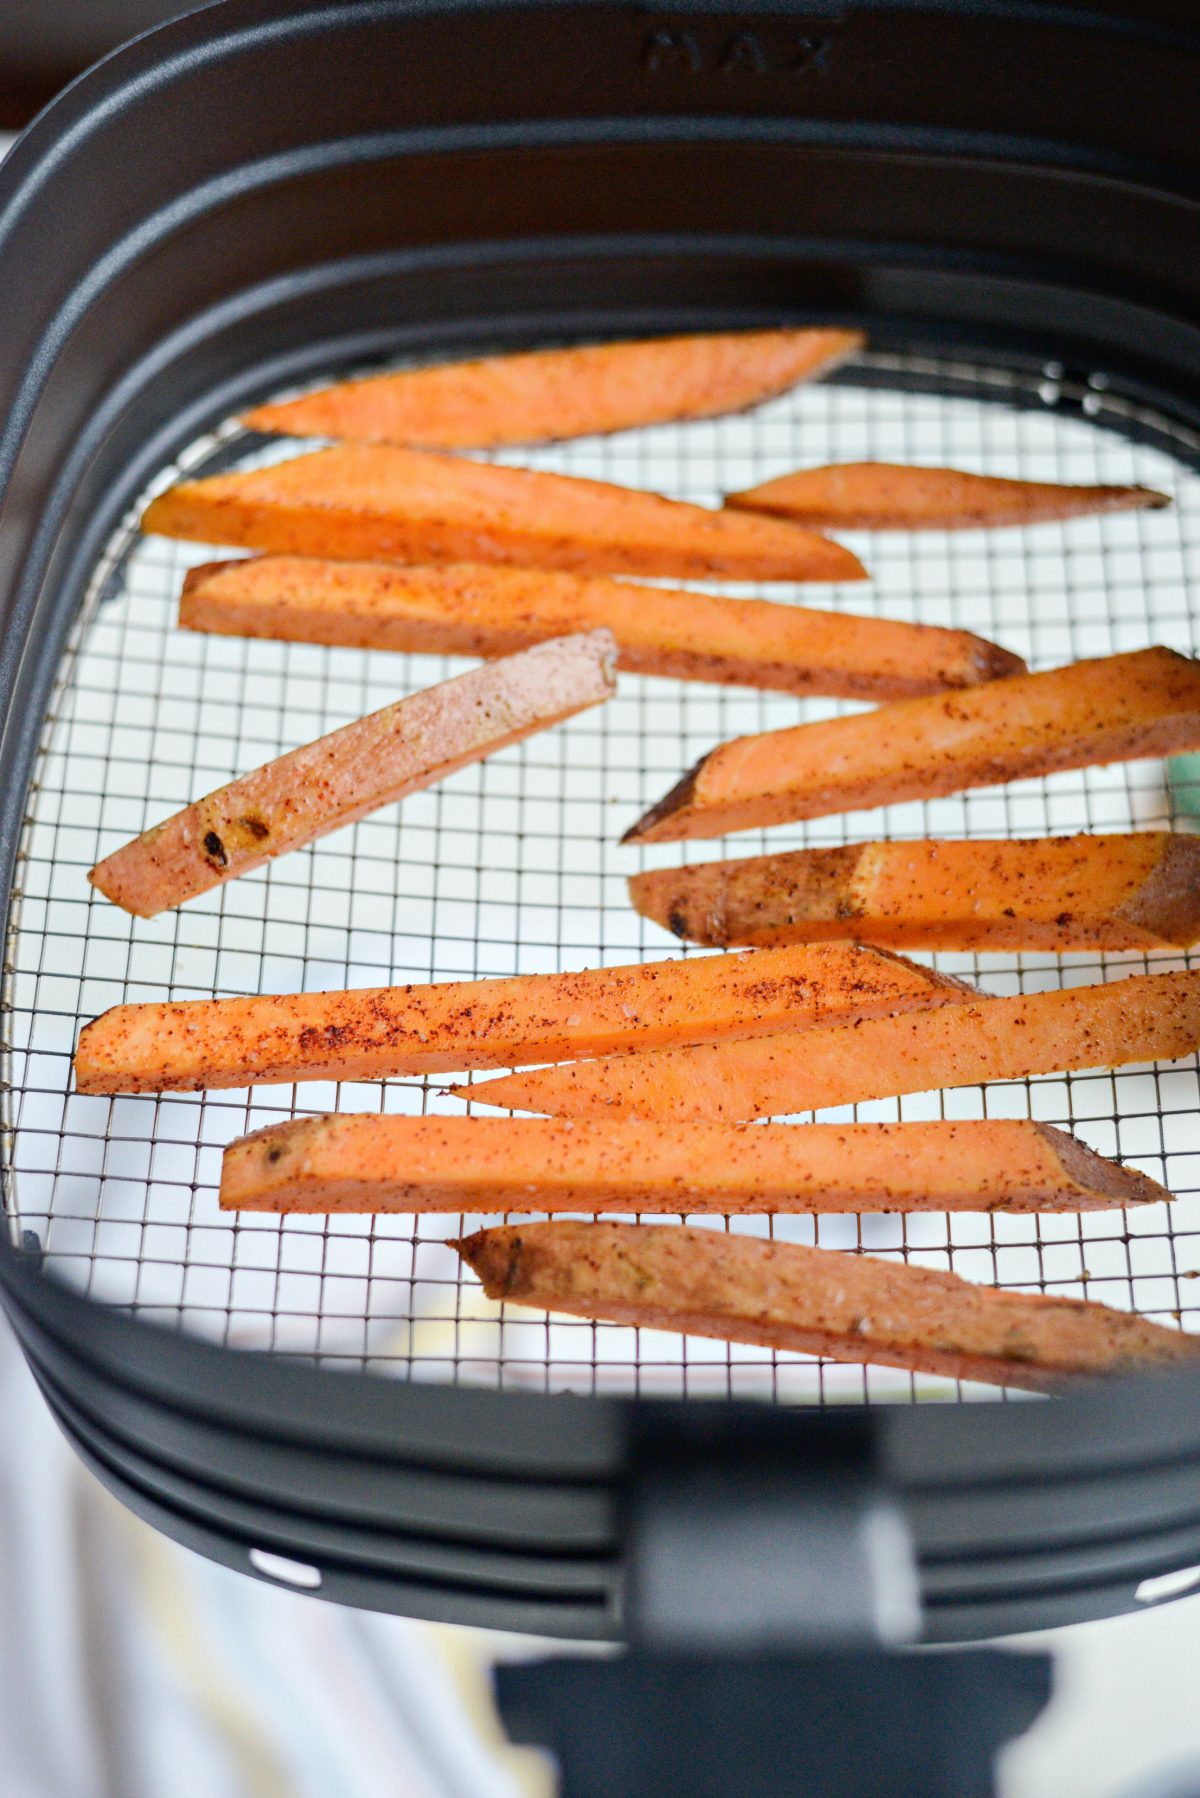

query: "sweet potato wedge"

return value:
[629, 832, 1200, 953]
[89, 630, 616, 918]
[220, 1114, 1169, 1215]
[456, 1220, 1200, 1391]
[457, 969, 1200, 1122]
[241, 329, 864, 448]
[73, 943, 970, 1095]
[180, 555, 1022, 700]
[623, 647, 1200, 843]
[140, 444, 865, 583]
[726, 462, 1170, 529]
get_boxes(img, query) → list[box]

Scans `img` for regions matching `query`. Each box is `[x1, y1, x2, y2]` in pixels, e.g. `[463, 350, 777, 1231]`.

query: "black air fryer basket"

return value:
[2, 0, 1200, 1670]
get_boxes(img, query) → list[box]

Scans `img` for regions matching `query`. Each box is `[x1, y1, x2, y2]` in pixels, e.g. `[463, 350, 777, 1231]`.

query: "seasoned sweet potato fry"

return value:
[220, 1114, 1168, 1215]
[456, 1220, 1200, 1391]
[89, 630, 616, 918]
[241, 329, 864, 448]
[141, 444, 865, 583]
[180, 555, 1022, 700]
[726, 461, 1170, 529]
[624, 647, 1200, 843]
[457, 969, 1200, 1122]
[74, 943, 970, 1095]
[629, 832, 1200, 952]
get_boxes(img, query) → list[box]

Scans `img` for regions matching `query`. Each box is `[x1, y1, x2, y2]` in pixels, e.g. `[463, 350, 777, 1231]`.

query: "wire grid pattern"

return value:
[6, 350, 1200, 1408]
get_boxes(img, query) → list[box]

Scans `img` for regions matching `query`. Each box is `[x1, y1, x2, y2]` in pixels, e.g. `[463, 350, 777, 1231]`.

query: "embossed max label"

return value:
[640, 20, 840, 78]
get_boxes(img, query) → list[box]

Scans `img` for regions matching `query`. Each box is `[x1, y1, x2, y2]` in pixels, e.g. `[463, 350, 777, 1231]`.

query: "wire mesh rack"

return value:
[6, 347, 1200, 1409]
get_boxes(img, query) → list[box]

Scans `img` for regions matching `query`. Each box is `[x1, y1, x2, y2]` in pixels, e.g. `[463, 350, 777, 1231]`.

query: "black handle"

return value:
[496, 1645, 1054, 1798]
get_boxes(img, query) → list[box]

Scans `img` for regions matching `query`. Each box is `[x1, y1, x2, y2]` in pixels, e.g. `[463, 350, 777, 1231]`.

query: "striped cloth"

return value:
[0, 1318, 549, 1798]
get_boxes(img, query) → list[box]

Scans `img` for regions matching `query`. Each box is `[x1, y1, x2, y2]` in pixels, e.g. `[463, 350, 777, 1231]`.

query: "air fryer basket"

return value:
[2, 0, 1200, 1644]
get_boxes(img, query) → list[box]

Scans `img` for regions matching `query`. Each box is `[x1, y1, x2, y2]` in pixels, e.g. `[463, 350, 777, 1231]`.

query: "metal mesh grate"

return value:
[7, 348, 1200, 1406]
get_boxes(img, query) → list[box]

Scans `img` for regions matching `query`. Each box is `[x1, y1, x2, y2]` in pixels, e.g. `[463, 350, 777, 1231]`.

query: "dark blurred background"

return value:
[0, 1, 209, 127]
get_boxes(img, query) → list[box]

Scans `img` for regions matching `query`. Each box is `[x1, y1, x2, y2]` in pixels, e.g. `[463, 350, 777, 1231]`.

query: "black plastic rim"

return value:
[1, 0, 1199, 1641]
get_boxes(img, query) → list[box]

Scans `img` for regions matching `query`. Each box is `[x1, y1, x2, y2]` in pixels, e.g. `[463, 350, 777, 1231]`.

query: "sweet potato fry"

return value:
[220, 1114, 1168, 1215]
[140, 444, 865, 583]
[726, 461, 1170, 529]
[73, 943, 970, 1095]
[455, 1220, 1200, 1391]
[623, 647, 1200, 843]
[180, 555, 1022, 700]
[241, 329, 864, 448]
[89, 630, 616, 918]
[629, 832, 1200, 952]
[456, 969, 1200, 1122]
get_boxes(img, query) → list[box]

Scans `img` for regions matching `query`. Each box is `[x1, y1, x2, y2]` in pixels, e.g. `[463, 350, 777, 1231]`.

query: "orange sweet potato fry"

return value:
[241, 329, 864, 448]
[89, 630, 616, 918]
[180, 555, 1022, 700]
[73, 942, 970, 1095]
[456, 969, 1200, 1122]
[629, 832, 1200, 953]
[456, 1220, 1200, 1391]
[623, 647, 1200, 843]
[726, 461, 1170, 529]
[140, 444, 865, 583]
[219, 1114, 1168, 1215]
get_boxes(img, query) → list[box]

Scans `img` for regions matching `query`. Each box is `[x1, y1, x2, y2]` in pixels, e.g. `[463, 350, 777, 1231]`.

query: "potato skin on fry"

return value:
[89, 630, 616, 917]
[242, 329, 865, 448]
[74, 942, 970, 1094]
[457, 969, 1200, 1122]
[624, 647, 1200, 843]
[456, 1220, 1200, 1391]
[141, 443, 865, 583]
[181, 554, 1022, 701]
[219, 1114, 1168, 1215]
[727, 462, 1170, 529]
[629, 832, 1200, 953]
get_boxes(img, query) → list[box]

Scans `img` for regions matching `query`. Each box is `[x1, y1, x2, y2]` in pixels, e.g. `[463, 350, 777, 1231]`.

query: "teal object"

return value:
[1168, 753, 1200, 818]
